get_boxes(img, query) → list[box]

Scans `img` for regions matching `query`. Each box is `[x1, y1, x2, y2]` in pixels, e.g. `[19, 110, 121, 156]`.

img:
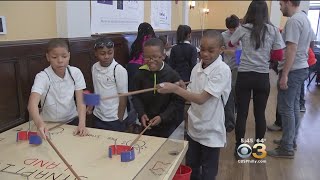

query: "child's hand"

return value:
[176, 80, 186, 89]
[157, 82, 179, 94]
[86, 106, 93, 115]
[141, 114, 149, 128]
[150, 116, 161, 126]
[37, 123, 49, 140]
[74, 124, 88, 136]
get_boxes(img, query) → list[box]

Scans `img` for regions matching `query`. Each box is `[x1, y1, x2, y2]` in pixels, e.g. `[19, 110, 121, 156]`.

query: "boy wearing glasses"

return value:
[132, 38, 181, 138]
[87, 37, 128, 132]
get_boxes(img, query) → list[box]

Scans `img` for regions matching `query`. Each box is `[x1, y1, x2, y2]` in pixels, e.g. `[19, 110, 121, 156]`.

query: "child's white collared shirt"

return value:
[187, 55, 231, 148]
[31, 65, 86, 122]
[92, 59, 128, 122]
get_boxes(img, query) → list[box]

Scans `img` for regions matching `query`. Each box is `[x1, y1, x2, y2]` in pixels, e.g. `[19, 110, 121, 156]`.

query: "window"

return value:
[309, 1, 320, 41]
[308, 10, 319, 38]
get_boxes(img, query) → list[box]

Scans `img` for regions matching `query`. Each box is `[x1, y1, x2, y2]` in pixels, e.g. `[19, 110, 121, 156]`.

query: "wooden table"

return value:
[0, 122, 188, 180]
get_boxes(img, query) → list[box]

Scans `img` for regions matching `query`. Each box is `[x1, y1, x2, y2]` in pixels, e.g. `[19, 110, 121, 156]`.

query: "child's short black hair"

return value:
[203, 30, 224, 47]
[47, 38, 69, 53]
[144, 38, 165, 53]
[177, 25, 192, 43]
[94, 37, 114, 50]
[158, 35, 168, 46]
[225, 14, 239, 29]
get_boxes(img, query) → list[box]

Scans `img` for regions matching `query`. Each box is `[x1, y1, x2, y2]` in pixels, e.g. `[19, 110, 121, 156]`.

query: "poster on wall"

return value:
[151, 1, 171, 30]
[91, 0, 144, 34]
[0, 16, 7, 35]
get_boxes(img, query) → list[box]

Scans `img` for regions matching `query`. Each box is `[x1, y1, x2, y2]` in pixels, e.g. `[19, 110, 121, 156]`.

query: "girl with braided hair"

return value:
[127, 22, 156, 91]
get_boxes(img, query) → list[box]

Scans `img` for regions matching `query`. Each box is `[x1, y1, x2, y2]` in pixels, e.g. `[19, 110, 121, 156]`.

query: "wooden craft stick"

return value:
[47, 138, 81, 180]
[48, 123, 66, 131]
[48, 117, 77, 131]
[101, 81, 191, 101]
[129, 120, 154, 148]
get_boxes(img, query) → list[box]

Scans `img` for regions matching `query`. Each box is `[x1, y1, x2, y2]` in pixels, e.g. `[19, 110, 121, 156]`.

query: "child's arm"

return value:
[159, 66, 231, 105]
[74, 90, 88, 136]
[160, 61, 232, 107]
[115, 66, 128, 121]
[27, 92, 48, 139]
[72, 67, 88, 136]
[158, 84, 212, 105]
[178, 88, 212, 105]
[28, 72, 50, 139]
[229, 26, 243, 47]
[117, 96, 127, 121]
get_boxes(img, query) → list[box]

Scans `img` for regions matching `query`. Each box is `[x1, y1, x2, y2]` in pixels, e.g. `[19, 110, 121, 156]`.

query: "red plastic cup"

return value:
[173, 165, 192, 180]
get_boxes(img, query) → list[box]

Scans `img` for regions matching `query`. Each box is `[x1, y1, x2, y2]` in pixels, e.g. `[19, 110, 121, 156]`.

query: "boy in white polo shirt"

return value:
[158, 30, 231, 180]
[28, 38, 88, 140]
[87, 37, 128, 132]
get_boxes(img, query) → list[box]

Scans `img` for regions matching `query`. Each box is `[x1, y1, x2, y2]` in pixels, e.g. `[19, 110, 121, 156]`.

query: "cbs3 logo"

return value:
[237, 143, 267, 159]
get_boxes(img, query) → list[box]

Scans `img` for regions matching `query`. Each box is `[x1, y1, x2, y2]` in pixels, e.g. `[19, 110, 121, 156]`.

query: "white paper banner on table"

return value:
[151, 0, 171, 30]
[91, 0, 144, 34]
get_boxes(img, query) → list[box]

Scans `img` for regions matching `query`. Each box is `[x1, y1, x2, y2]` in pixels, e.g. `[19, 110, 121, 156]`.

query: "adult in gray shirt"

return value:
[230, 1, 285, 158]
[268, 0, 312, 159]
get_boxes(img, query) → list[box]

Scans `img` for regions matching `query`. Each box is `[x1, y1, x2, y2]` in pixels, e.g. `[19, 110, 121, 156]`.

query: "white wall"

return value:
[182, 1, 189, 25]
[270, 1, 281, 28]
[56, 1, 91, 38]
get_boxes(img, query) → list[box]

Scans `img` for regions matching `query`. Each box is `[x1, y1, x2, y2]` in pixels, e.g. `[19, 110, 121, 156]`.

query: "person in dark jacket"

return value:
[169, 25, 198, 81]
[132, 38, 181, 138]
[169, 25, 198, 127]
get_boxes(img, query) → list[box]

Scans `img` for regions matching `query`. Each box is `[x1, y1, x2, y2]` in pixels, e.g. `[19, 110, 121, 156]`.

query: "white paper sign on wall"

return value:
[0, 16, 7, 35]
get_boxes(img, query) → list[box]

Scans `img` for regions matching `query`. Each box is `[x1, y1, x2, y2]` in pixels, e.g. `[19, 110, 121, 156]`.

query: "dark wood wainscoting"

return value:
[0, 29, 223, 132]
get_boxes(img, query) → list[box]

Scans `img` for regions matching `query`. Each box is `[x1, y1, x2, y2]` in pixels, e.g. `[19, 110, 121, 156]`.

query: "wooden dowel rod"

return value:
[101, 87, 155, 101]
[129, 121, 153, 148]
[47, 138, 81, 180]
[48, 118, 77, 131]
[101, 81, 191, 101]
[48, 123, 65, 131]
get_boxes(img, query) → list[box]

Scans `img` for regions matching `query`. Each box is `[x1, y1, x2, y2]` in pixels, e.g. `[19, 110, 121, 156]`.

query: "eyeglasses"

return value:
[94, 41, 114, 49]
[143, 56, 162, 62]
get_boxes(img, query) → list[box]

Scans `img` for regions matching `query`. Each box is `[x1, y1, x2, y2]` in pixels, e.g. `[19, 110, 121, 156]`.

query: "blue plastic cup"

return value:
[29, 135, 42, 145]
[235, 49, 242, 65]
